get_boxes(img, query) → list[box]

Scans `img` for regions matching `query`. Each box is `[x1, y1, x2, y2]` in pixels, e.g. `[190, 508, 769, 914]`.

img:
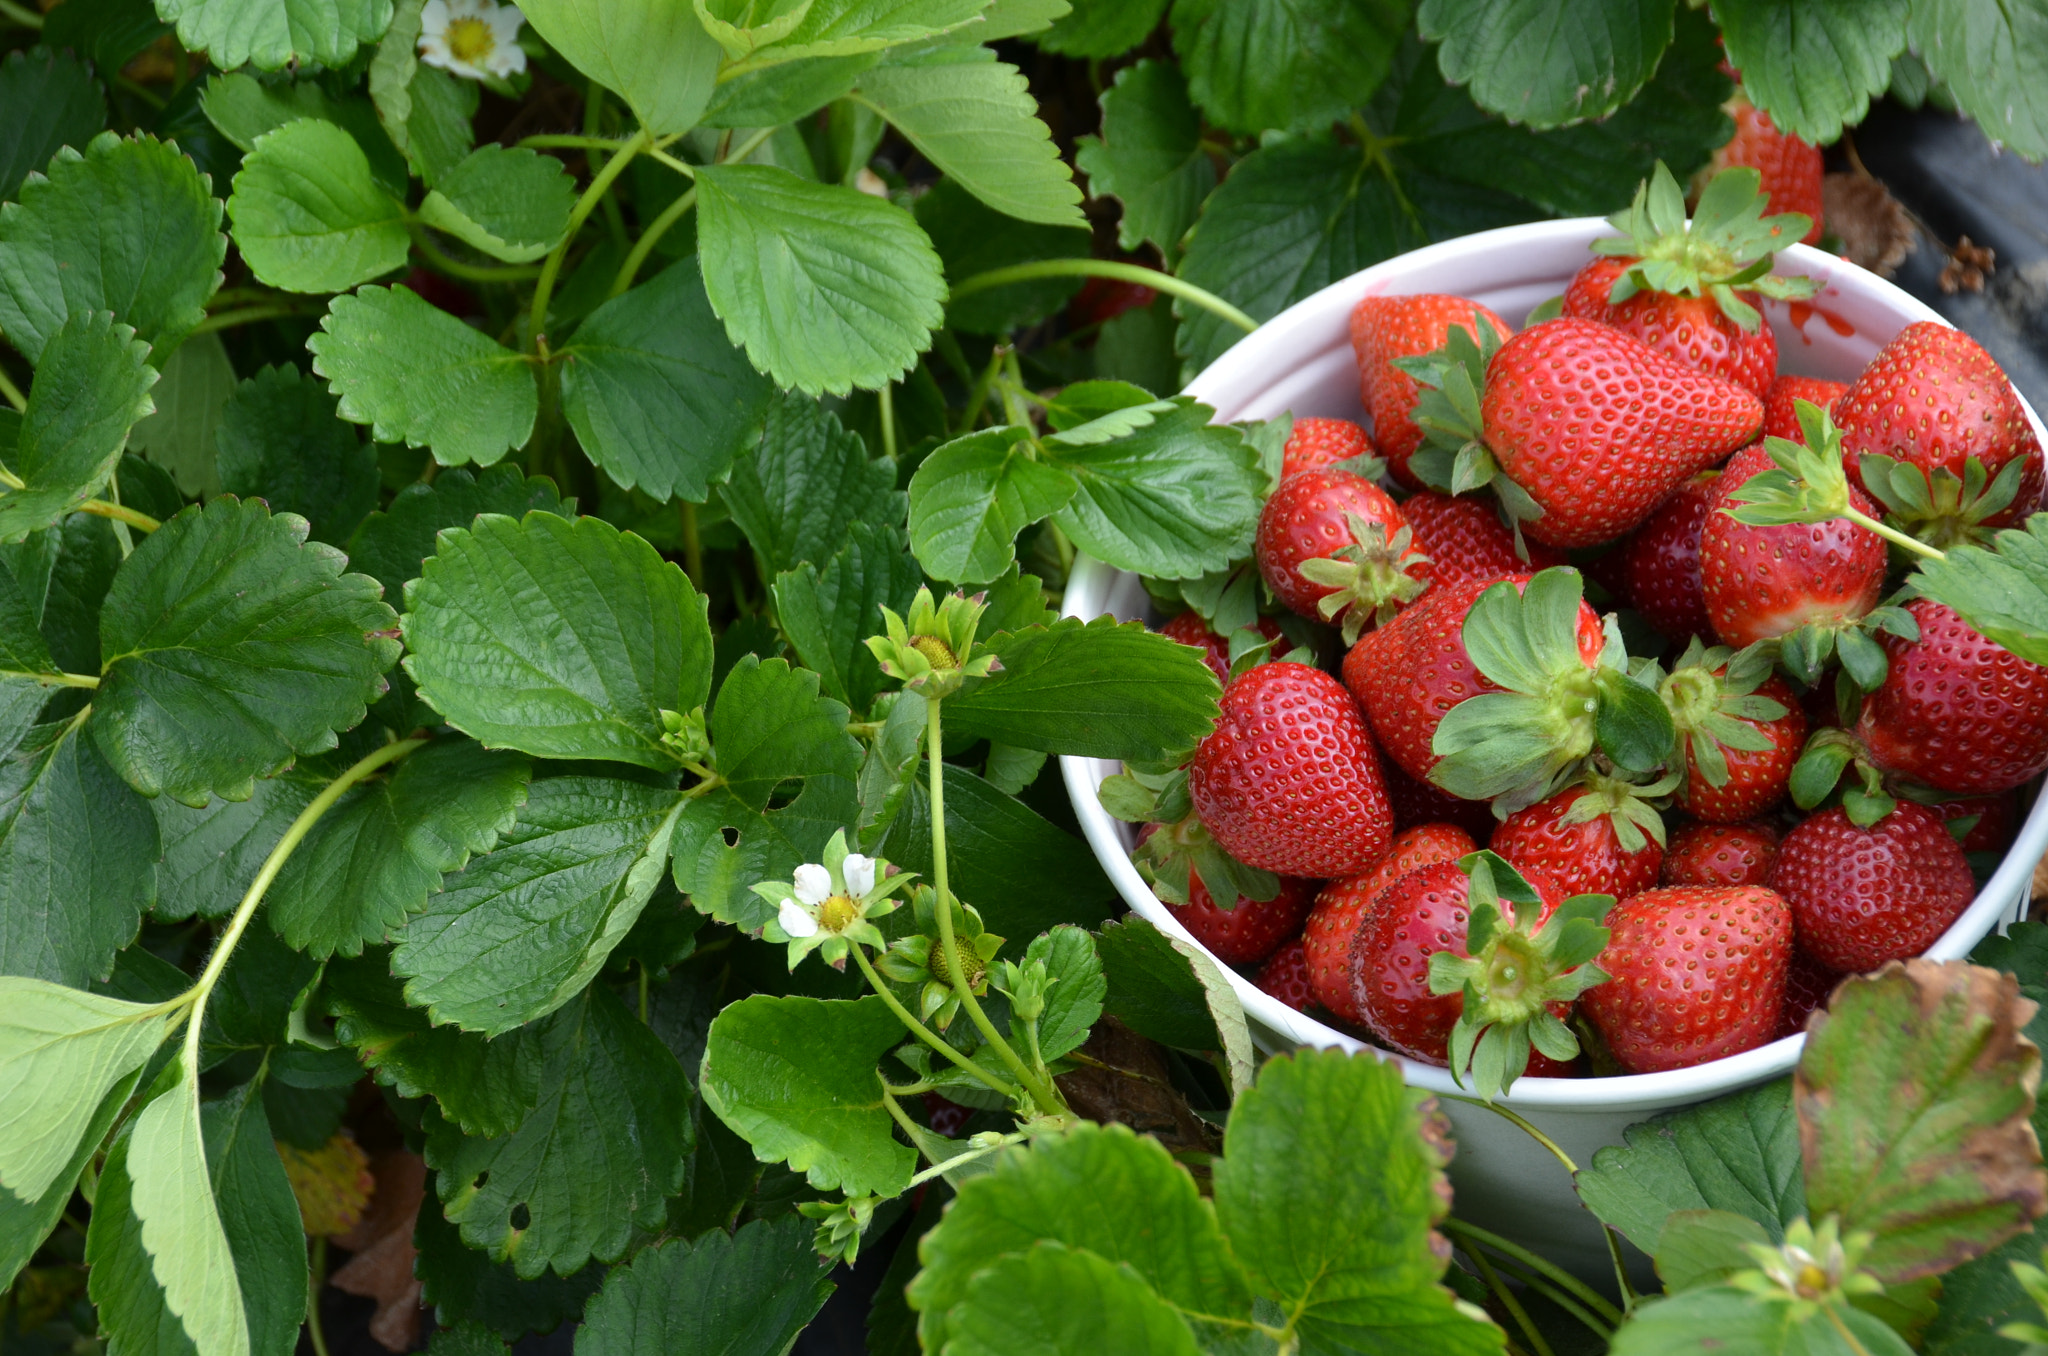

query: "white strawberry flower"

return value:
[755, 831, 913, 970]
[418, 0, 528, 81]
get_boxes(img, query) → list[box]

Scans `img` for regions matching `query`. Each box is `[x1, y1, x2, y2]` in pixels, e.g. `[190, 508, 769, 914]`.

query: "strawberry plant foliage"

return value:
[4, 2, 2048, 1352]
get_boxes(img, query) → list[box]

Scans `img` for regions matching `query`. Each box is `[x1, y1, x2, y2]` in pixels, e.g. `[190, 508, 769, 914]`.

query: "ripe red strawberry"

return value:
[1255, 469, 1423, 641]
[1282, 416, 1376, 480]
[1615, 472, 1720, 645]
[1167, 870, 1315, 966]
[1564, 256, 1779, 399]
[1349, 294, 1512, 488]
[1402, 490, 1564, 595]
[1852, 598, 2048, 794]
[1835, 322, 2045, 539]
[1255, 937, 1315, 1011]
[1661, 820, 1779, 888]
[1303, 822, 1478, 1024]
[1660, 640, 1807, 822]
[1188, 661, 1393, 878]
[1769, 803, 1976, 972]
[1159, 611, 1283, 688]
[1344, 571, 1605, 790]
[1347, 856, 1588, 1086]
[1491, 782, 1664, 900]
[1762, 375, 1846, 442]
[1710, 98, 1825, 246]
[1775, 950, 1840, 1039]
[1383, 758, 1498, 839]
[1699, 442, 1886, 647]
[1926, 791, 2018, 854]
[1416, 317, 1762, 549]
[1581, 885, 1793, 1073]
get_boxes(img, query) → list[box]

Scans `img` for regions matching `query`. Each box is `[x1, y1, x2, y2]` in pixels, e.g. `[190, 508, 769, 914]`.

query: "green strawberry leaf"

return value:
[0, 311, 157, 546]
[1420, 0, 1674, 128]
[576, 1217, 835, 1356]
[1909, 0, 2048, 162]
[215, 364, 379, 547]
[423, 982, 693, 1278]
[1092, 916, 1222, 1052]
[127, 330, 235, 499]
[309, 285, 540, 468]
[1606, 1284, 1914, 1355]
[1716, 0, 1908, 144]
[92, 497, 401, 805]
[1909, 514, 2048, 668]
[391, 775, 687, 1035]
[345, 464, 568, 603]
[943, 1244, 1206, 1356]
[731, 0, 991, 63]
[154, 0, 392, 71]
[200, 72, 410, 195]
[412, 1173, 603, 1337]
[1172, 0, 1407, 135]
[226, 119, 407, 294]
[1074, 59, 1214, 260]
[556, 256, 775, 504]
[700, 993, 919, 1197]
[1034, 0, 1167, 58]
[0, 47, 105, 203]
[721, 394, 902, 575]
[694, 164, 947, 395]
[1654, 1209, 1775, 1294]
[0, 980, 165, 1203]
[149, 768, 321, 923]
[401, 511, 713, 770]
[511, 0, 721, 134]
[914, 177, 1091, 335]
[906, 425, 1077, 585]
[1021, 925, 1106, 1063]
[0, 1067, 136, 1290]
[418, 145, 576, 263]
[0, 131, 225, 366]
[772, 521, 923, 712]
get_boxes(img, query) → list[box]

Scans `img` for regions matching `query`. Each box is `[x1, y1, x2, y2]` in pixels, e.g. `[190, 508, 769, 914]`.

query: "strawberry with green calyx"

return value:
[1304, 822, 1478, 1023]
[1489, 776, 1674, 901]
[866, 586, 1001, 699]
[1785, 725, 1900, 827]
[1568, 162, 1819, 397]
[1425, 851, 1615, 1099]
[1768, 802, 1975, 972]
[1099, 766, 1280, 912]
[1762, 374, 1846, 442]
[1852, 598, 2048, 795]
[1350, 294, 1513, 488]
[1256, 469, 1427, 643]
[1281, 416, 1380, 480]
[1662, 820, 1779, 888]
[876, 886, 1004, 1031]
[1400, 317, 1763, 550]
[1427, 568, 1677, 809]
[1159, 610, 1284, 687]
[1403, 490, 1566, 594]
[1834, 320, 2046, 541]
[1656, 638, 1807, 821]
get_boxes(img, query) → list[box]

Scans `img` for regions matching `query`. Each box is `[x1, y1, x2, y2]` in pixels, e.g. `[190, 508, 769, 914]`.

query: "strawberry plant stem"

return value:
[906, 1132, 1027, 1187]
[948, 259, 1260, 334]
[850, 945, 1019, 1099]
[407, 223, 545, 283]
[0, 669, 98, 688]
[927, 696, 1066, 1114]
[1843, 504, 1947, 560]
[528, 128, 650, 349]
[0, 363, 24, 411]
[1467, 1241, 1555, 1356]
[1470, 1247, 1615, 1339]
[192, 304, 312, 336]
[611, 188, 697, 297]
[1440, 1218, 1623, 1328]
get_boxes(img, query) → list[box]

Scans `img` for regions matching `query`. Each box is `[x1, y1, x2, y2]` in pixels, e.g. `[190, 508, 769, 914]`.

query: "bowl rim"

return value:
[1058, 216, 2048, 1114]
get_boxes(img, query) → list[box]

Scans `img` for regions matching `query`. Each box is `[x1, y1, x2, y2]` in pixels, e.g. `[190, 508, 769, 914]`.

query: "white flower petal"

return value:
[487, 2, 524, 38]
[483, 43, 526, 75]
[842, 854, 877, 897]
[794, 862, 832, 907]
[778, 899, 820, 939]
[420, 0, 452, 34]
[444, 0, 484, 16]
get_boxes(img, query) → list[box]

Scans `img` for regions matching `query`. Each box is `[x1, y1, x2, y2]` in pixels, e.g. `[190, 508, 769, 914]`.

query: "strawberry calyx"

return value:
[1100, 767, 1280, 910]
[1294, 512, 1431, 643]
[1556, 766, 1676, 854]
[1655, 639, 1790, 791]
[1427, 850, 1614, 1099]
[1857, 449, 2032, 552]
[1430, 568, 1677, 810]
[1591, 162, 1820, 332]
[1788, 727, 1898, 827]
[1393, 320, 1547, 551]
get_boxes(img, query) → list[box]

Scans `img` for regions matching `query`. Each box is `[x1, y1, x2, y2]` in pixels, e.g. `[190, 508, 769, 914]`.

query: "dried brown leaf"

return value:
[1823, 173, 1917, 277]
[1053, 1016, 1218, 1158]
[330, 1148, 429, 1352]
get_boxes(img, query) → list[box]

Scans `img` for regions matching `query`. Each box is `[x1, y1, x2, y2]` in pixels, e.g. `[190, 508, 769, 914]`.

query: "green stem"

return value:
[948, 259, 1259, 335]
[180, 739, 427, 1067]
[925, 698, 1065, 1114]
[1440, 1219, 1623, 1329]
[878, 383, 897, 461]
[0, 0, 43, 27]
[998, 350, 1032, 431]
[1825, 1302, 1876, 1356]
[851, 946, 1019, 1099]
[637, 961, 650, 1023]
[110, 73, 166, 109]
[0, 363, 25, 412]
[519, 134, 633, 151]
[191, 305, 308, 336]
[1468, 1247, 1614, 1340]
[306, 1236, 330, 1356]
[104, 470, 135, 558]
[0, 470, 158, 532]
[408, 223, 545, 283]
[529, 128, 650, 349]
[722, 126, 779, 167]
[1469, 1241, 1555, 1356]
[906, 1132, 1027, 1187]
[0, 669, 99, 689]
[956, 345, 1005, 435]
[879, 1087, 925, 1144]
[610, 187, 696, 298]
[1844, 504, 1946, 560]
[583, 80, 629, 251]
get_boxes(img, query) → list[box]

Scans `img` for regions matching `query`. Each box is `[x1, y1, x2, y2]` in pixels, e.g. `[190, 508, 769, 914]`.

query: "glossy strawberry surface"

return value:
[1483, 318, 1763, 548]
[1834, 322, 2044, 529]
[1159, 610, 1282, 688]
[1167, 870, 1315, 967]
[1189, 662, 1394, 878]
[1775, 949, 1840, 1039]
[1255, 937, 1315, 1011]
[1769, 803, 1975, 973]
[1581, 885, 1792, 1074]
[1402, 490, 1563, 595]
[1303, 823, 1476, 1024]
[1761, 375, 1847, 442]
[1490, 787, 1662, 900]
[1382, 757, 1499, 839]
[1712, 100, 1824, 245]
[1660, 820, 1779, 888]
[1255, 469, 1414, 621]
[1563, 256, 1778, 397]
[1346, 860, 1577, 1071]
[1854, 599, 2048, 794]
[1615, 472, 1719, 645]
[1699, 443, 1887, 647]
[1281, 416, 1375, 480]
[1926, 791, 2019, 854]
[1350, 294, 1512, 488]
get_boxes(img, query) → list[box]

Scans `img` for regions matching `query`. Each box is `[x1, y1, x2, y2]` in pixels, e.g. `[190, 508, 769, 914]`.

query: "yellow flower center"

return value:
[911, 635, 958, 669]
[819, 894, 860, 933]
[446, 16, 496, 65]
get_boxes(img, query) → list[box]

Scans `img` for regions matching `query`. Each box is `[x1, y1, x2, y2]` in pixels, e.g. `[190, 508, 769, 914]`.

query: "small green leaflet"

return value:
[90, 497, 403, 806]
[738, 0, 992, 62]
[1715, 0, 1908, 144]
[1074, 59, 1214, 259]
[214, 364, 379, 547]
[515, 0, 723, 134]
[0, 311, 158, 545]
[0, 47, 106, 202]
[127, 330, 235, 499]
[906, 425, 1076, 584]
[1606, 1284, 1914, 1355]
[0, 1069, 136, 1290]
[154, 0, 394, 72]
[228, 119, 408, 294]
[1172, 0, 1409, 135]
[723, 394, 904, 575]
[1034, 0, 1166, 58]
[309, 284, 539, 467]
[773, 521, 923, 711]
[125, 1068, 251, 1356]
[0, 979, 166, 1202]
[948, 1245, 1206, 1356]
[151, 769, 320, 923]
[699, 993, 919, 1197]
[418, 145, 577, 263]
[401, 511, 713, 770]
[1419, 0, 1676, 128]
[1020, 926, 1105, 1063]
[0, 131, 225, 366]
[694, 164, 948, 395]
[345, 463, 569, 602]
[575, 1217, 835, 1356]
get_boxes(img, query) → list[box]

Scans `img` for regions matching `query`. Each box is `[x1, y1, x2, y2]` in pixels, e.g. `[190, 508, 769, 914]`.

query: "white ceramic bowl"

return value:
[1061, 218, 2048, 1282]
